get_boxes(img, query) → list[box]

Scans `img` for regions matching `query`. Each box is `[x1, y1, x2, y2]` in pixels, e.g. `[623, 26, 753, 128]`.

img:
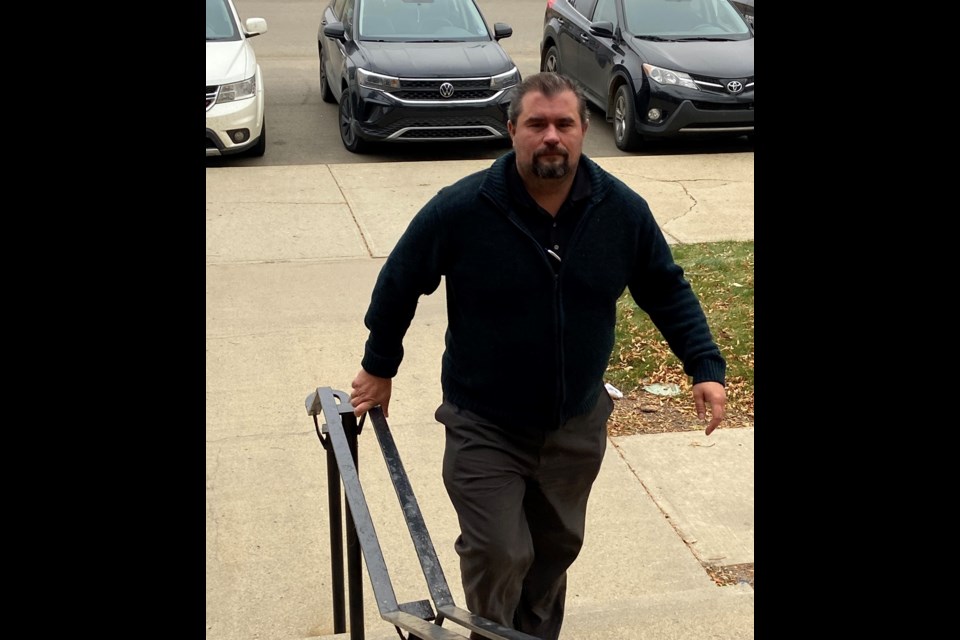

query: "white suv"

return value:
[206, 0, 268, 157]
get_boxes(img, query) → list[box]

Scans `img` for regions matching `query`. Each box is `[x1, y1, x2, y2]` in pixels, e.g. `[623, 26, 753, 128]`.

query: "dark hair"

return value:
[507, 72, 589, 126]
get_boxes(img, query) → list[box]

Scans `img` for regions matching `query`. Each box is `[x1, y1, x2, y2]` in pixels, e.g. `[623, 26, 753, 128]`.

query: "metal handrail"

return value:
[306, 386, 541, 640]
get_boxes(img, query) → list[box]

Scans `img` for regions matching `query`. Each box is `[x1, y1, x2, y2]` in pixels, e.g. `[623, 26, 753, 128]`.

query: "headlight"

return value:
[642, 64, 698, 91]
[490, 67, 520, 90]
[357, 68, 400, 90]
[217, 76, 257, 103]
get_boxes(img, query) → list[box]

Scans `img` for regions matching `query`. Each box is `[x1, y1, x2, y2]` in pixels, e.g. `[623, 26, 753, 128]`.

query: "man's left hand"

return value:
[692, 381, 726, 436]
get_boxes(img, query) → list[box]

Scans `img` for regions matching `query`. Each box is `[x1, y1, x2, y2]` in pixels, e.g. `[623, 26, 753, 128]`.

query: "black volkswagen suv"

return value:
[318, 0, 521, 153]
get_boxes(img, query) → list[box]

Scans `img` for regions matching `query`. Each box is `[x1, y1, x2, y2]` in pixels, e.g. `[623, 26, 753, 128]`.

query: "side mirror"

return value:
[589, 21, 614, 38]
[493, 22, 513, 41]
[323, 21, 347, 42]
[244, 17, 268, 37]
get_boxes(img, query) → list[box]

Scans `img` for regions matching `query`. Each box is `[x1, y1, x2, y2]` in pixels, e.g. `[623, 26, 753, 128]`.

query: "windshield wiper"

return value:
[634, 35, 675, 42]
[674, 37, 735, 42]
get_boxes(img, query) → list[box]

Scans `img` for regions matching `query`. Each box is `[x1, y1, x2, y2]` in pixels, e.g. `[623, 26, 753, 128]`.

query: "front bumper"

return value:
[206, 93, 264, 156]
[350, 86, 512, 143]
[635, 82, 754, 138]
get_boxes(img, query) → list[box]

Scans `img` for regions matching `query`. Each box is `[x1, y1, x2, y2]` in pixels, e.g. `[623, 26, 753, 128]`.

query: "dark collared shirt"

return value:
[506, 159, 592, 272]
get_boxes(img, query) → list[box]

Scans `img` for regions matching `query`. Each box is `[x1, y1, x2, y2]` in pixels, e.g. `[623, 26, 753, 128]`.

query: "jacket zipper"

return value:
[483, 185, 604, 427]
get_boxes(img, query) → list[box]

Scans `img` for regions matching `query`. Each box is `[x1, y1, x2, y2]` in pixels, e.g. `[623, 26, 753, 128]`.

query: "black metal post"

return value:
[326, 443, 346, 633]
[343, 410, 365, 640]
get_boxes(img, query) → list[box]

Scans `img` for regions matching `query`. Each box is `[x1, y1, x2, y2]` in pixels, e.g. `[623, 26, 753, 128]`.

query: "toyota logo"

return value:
[439, 82, 455, 98]
[726, 80, 744, 94]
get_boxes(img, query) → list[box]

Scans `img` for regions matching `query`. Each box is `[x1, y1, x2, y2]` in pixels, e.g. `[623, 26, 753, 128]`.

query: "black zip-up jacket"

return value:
[361, 151, 725, 432]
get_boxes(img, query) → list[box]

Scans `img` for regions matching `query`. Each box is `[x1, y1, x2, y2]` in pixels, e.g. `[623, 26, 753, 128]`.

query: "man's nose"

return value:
[543, 124, 561, 142]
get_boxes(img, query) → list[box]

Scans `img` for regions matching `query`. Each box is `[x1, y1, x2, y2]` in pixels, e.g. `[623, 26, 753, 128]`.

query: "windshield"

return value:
[623, 0, 750, 38]
[358, 0, 492, 42]
[206, 0, 241, 41]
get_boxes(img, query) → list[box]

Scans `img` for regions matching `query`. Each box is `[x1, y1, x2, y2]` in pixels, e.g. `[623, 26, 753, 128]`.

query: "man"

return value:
[350, 72, 726, 640]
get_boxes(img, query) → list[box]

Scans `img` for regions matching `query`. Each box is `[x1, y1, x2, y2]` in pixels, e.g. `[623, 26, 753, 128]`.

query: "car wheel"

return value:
[318, 44, 335, 104]
[541, 45, 560, 74]
[338, 89, 368, 153]
[248, 119, 266, 157]
[613, 85, 642, 151]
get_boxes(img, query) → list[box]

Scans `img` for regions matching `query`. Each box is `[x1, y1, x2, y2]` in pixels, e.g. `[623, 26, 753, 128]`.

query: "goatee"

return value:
[531, 149, 570, 179]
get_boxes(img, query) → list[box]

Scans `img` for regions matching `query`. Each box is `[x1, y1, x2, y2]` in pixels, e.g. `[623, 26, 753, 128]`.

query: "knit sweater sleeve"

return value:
[626, 197, 726, 386]
[361, 197, 446, 378]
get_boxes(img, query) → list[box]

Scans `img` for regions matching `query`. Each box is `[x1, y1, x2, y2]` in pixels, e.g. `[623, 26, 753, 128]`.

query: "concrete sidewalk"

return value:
[205, 153, 754, 640]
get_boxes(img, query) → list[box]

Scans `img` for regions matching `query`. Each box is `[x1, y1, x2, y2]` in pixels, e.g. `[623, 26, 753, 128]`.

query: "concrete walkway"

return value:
[205, 153, 754, 640]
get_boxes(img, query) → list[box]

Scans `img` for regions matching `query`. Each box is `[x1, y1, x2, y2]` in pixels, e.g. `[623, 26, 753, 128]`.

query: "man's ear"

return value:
[507, 121, 515, 138]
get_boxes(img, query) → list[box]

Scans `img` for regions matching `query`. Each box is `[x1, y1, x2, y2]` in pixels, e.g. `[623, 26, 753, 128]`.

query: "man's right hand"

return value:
[350, 369, 392, 418]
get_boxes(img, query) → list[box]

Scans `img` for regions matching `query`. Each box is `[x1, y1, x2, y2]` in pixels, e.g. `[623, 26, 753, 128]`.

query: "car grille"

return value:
[397, 127, 499, 140]
[681, 121, 754, 130]
[392, 78, 498, 102]
[206, 85, 219, 111]
[691, 101, 754, 111]
[689, 74, 754, 96]
[369, 114, 508, 141]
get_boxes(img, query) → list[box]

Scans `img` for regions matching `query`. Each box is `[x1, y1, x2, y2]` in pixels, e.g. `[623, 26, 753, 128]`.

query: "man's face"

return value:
[508, 89, 588, 180]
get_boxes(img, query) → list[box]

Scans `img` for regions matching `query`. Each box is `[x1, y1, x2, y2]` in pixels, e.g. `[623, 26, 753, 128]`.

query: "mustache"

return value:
[533, 147, 568, 161]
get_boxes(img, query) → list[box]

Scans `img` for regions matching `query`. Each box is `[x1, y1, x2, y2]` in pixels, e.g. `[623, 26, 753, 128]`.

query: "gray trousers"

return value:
[435, 390, 613, 640]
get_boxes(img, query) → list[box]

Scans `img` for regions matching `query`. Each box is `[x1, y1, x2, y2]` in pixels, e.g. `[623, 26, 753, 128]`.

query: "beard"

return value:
[531, 147, 571, 179]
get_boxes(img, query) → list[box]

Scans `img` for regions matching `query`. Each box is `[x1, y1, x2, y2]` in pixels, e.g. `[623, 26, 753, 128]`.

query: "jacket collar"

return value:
[481, 151, 610, 213]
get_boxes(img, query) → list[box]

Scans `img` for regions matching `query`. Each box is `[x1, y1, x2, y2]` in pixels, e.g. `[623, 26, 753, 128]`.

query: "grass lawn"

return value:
[606, 240, 754, 434]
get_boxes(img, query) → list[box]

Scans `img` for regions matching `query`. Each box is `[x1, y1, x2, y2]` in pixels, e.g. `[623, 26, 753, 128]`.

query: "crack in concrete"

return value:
[205, 256, 372, 267]
[608, 437, 719, 585]
[206, 431, 317, 444]
[329, 172, 376, 258]
[206, 329, 311, 340]
[208, 445, 223, 562]
[659, 180, 700, 244]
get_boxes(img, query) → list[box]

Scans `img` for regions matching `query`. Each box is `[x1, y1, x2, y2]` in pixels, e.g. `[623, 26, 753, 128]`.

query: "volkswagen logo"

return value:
[726, 80, 744, 94]
[439, 82, 455, 98]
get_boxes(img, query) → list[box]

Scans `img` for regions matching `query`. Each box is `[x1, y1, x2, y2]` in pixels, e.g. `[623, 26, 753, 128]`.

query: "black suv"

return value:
[318, 0, 521, 153]
[541, 0, 754, 150]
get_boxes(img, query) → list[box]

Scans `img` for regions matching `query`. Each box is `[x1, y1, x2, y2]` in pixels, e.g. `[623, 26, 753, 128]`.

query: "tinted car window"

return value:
[624, 0, 749, 35]
[343, 0, 356, 27]
[592, 0, 617, 22]
[569, 0, 599, 19]
[358, 0, 491, 40]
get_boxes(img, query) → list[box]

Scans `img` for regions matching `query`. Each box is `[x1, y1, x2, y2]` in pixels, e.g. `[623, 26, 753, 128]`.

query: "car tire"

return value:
[541, 45, 560, 74]
[319, 45, 335, 104]
[613, 84, 642, 151]
[338, 89, 368, 153]
[248, 119, 266, 157]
